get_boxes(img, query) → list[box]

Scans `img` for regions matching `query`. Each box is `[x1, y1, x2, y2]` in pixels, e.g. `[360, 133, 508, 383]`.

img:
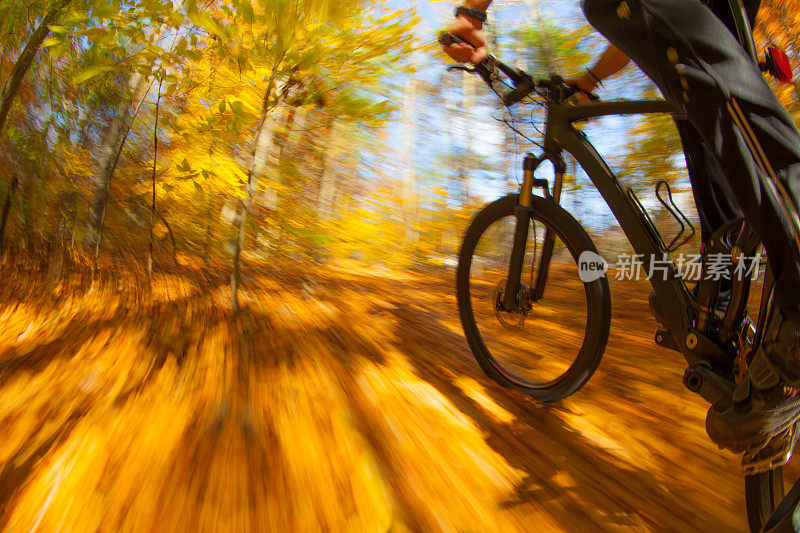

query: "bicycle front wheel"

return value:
[456, 194, 611, 403]
[746, 469, 786, 531]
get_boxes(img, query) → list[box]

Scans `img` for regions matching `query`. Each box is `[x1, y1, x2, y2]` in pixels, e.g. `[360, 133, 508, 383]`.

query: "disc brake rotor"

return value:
[493, 279, 533, 329]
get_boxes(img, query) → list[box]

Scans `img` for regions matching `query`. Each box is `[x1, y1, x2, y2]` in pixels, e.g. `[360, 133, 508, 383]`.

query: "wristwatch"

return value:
[455, 6, 488, 23]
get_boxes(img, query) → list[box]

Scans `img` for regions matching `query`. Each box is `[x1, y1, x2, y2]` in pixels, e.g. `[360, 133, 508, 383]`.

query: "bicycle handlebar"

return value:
[437, 32, 598, 106]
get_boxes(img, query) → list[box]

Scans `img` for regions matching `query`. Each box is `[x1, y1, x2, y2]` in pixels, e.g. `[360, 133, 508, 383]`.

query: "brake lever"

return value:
[447, 65, 477, 74]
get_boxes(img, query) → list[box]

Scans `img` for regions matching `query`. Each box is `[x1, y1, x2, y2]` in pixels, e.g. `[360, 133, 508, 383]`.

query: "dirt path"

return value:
[0, 265, 749, 531]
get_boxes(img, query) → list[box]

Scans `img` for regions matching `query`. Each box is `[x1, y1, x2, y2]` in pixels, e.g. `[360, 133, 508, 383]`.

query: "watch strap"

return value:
[455, 6, 488, 23]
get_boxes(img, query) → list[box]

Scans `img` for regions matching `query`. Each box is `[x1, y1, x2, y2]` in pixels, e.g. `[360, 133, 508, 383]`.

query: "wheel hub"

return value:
[494, 280, 533, 329]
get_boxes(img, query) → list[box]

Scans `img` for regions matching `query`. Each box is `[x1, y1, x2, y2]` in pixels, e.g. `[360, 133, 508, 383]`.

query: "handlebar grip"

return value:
[438, 31, 495, 81]
[438, 31, 471, 48]
[439, 33, 528, 85]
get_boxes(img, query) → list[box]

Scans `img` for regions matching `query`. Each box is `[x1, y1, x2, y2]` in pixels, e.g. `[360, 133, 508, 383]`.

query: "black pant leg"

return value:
[675, 119, 743, 243]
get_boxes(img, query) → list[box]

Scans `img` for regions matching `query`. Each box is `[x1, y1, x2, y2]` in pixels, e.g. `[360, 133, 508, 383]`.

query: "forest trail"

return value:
[0, 263, 749, 531]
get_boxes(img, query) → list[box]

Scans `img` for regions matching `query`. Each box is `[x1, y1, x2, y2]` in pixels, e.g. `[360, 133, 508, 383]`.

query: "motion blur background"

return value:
[0, 0, 799, 530]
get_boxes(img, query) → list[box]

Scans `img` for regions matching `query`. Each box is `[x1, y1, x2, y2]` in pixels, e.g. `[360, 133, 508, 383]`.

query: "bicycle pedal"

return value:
[742, 423, 800, 475]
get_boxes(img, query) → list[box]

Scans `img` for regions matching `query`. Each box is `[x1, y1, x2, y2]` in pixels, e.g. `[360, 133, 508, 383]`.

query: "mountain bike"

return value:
[440, 31, 800, 532]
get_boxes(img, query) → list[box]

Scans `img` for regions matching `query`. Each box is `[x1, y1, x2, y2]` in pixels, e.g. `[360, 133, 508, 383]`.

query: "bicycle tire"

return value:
[456, 194, 611, 402]
[746, 470, 787, 532]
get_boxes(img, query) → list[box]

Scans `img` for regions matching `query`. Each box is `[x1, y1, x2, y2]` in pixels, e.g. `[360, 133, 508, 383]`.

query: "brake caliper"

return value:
[494, 280, 533, 329]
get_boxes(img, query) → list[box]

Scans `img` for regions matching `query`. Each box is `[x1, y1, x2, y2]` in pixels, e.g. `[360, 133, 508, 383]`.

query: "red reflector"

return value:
[767, 46, 793, 84]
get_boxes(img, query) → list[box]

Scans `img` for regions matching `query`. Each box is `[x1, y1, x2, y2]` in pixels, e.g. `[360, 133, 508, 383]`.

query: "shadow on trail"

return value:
[338, 272, 745, 531]
[0, 268, 747, 531]
[376, 303, 674, 530]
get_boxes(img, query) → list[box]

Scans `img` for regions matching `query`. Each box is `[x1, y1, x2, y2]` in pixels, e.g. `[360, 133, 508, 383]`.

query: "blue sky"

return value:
[371, 0, 694, 231]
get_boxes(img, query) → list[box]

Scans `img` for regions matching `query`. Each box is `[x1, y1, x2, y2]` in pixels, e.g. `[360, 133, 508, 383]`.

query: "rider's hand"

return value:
[565, 73, 599, 103]
[442, 14, 488, 64]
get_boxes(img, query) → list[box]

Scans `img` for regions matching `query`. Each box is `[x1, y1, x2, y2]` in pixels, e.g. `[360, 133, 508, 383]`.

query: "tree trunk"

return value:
[85, 3, 182, 252]
[0, 0, 70, 133]
[275, 108, 297, 165]
[148, 80, 163, 278]
[256, 77, 302, 180]
[46, 226, 64, 286]
[90, 84, 152, 284]
[402, 78, 419, 247]
[46, 190, 77, 284]
[231, 71, 282, 312]
[231, 115, 272, 312]
[158, 210, 178, 267]
[460, 71, 475, 207]
[202, 196, 215, 265]
[316, 120, 340, 219]
[85, 71, 147, 250]
[0, 3, 68, 258]
[266, 104, 305, 250]
[309, 114, 334, 196]
[0, 176, 19, 252]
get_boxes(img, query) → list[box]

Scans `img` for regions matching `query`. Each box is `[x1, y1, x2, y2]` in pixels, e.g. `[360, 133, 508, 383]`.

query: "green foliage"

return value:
[0, 0, 422, 270]
[618, 90, 685, 191]
[510, 22, 590, 76]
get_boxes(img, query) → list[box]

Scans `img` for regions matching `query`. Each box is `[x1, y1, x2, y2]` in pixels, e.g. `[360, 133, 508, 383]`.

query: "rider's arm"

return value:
[463, 0, 491, 9]
[573, 45, 631, 92]
[443, 1, 492, 64]
[442, 1, 631, 90]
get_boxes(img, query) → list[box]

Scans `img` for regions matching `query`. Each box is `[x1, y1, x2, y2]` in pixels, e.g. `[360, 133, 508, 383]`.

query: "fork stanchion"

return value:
[519, 154, 538, 208]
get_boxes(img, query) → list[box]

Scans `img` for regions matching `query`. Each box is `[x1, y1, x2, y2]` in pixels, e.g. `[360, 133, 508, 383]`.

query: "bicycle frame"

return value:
[505, 97, 734, 373]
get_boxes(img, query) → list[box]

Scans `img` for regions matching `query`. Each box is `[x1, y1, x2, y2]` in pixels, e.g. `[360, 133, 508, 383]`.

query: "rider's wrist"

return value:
[455, 13, 484, 30]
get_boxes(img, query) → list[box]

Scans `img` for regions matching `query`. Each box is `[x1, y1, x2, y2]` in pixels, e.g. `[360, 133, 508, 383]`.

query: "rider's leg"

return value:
[639, 118, 743, 330]
[678, 120, 740, 307]
[676, 119, 743, 243]
[582, 0, 800, 450]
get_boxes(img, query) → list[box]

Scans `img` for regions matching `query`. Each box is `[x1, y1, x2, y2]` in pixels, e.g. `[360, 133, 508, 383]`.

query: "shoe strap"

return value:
[764, 305, 784, 344]
[748, 349, 782, 391]
[732, 377, 750, 403]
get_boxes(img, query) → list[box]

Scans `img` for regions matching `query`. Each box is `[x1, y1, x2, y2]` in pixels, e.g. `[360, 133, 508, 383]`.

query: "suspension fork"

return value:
[533, 154, 566, 301]
[502, 152, 566, 310]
